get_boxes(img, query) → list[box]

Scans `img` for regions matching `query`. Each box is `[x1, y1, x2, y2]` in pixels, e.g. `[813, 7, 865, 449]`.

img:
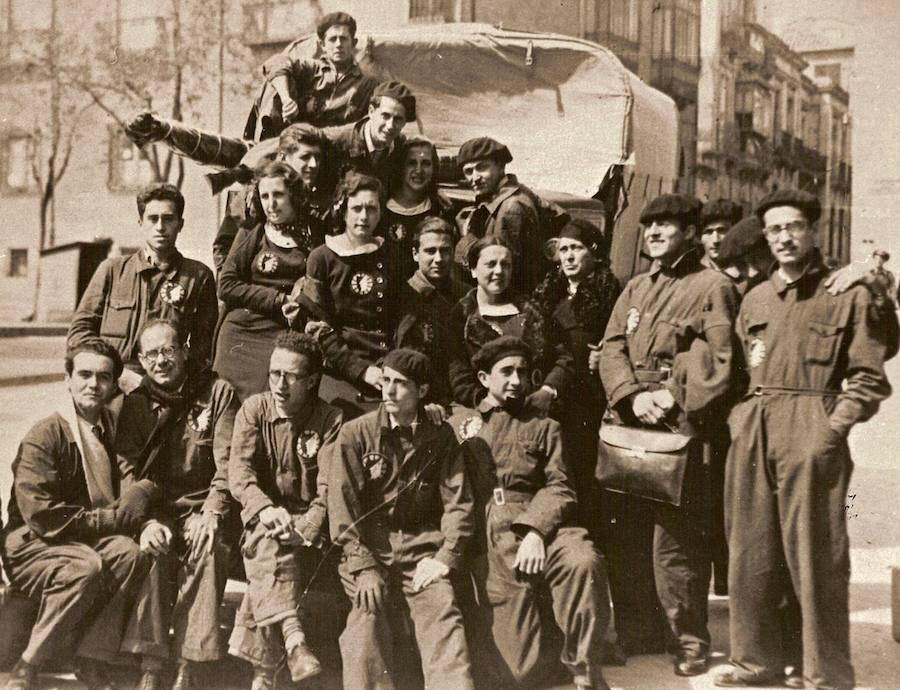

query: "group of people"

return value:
[0, 10, 894, 690]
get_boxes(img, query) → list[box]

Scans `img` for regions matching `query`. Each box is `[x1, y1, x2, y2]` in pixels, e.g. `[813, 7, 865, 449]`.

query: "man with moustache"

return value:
[598, 193, 740, 676]
[328, 349, 475, 690]
[69, 183, 217, 393]
[394, 217, 470, 407]
[449, 336, 610, 690]
[2, 340, 154, 690]
[115, 320, 238, 690]
[716, 190, 891, 690]
[226, 331, 343, 689]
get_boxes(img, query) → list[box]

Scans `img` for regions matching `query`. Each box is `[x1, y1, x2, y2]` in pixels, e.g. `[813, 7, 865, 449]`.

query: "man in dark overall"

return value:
[227, 331, 343, 690]
[598, 193, 740, 676]
[715, 190, 892, 690]
[394, 217, 470, 408]
[328, 349, 475, 690]
[68, 184, 218, 393]
[115, 319, 238, 690]
[450, 336, 611, 690]
[1, 340, 154, 690]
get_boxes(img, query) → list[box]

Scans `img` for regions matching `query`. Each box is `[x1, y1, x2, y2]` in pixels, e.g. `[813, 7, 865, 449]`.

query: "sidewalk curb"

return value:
[0, 373, 65, 388]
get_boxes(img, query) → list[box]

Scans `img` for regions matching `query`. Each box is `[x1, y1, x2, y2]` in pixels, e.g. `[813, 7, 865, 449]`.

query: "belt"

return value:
[634, 368, 671, 384]
[748, 385, 841, 397]
[490, 487, 534, 506]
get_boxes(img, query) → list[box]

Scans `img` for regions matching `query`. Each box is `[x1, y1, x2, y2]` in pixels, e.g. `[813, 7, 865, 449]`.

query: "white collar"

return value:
[325, 233, 383, 257]
[389, 413, 419, 432]
[476, 293, 520, 317]
[265, 223, 299, 248]
[386, 197, 432, 216]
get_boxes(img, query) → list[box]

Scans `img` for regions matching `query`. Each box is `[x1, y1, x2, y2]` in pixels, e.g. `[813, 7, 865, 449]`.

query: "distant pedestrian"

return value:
[870, 249, 897, 306]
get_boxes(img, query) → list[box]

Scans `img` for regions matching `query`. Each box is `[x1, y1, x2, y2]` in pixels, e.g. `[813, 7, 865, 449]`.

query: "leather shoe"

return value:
[171, 662, 195, 690]
[133, 670, 163, 690]
[673, 650, 709, 677]
[286, 641, 321, 682]
[714, 668, 780, 687]
[74, 657, 116, 690]
[250, 666, 277, 690]
[784, 671, 805, 689]
[5, 658, 37, 690]
[601, 640, 627, 666]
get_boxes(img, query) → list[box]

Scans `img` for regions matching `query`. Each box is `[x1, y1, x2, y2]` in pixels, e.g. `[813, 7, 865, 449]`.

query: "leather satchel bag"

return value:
[596, 423, 693, 506]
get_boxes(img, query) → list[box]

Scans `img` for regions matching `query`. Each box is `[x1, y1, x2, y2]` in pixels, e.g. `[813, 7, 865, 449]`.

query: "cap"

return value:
[639, 194, 702, 227]
[557, 217, 606, 256]
[873, 249, 891, 261]
[316, 12, 357, 39]
[755, 189, 821, 224]
[372, 81, 416, 121]
[700, 198, 743, 228]
[382, 349, 431, 387]
[717, 215, 766, 265]
[471, 336, 532, 374]
[457, 137, 513, 167]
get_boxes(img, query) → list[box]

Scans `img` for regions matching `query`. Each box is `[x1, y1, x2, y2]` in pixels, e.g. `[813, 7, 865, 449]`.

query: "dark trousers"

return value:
[471, 524, 609, 688]
[726, 396, 854, 690]
[705, 422, 731, 594]
[2, 528, 149, 665]
[122, 517, 230, 663]
[338, 554, 473, 690]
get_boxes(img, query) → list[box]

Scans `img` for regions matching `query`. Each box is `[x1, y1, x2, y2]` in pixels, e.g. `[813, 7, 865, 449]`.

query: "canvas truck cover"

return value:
[275, 23, 679, 200]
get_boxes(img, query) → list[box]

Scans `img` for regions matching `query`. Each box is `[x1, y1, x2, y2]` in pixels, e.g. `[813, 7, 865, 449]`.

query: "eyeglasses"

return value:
[268, 370, 313, 386]
[763, 220, 810, 240]
[140, 346, 181, 361]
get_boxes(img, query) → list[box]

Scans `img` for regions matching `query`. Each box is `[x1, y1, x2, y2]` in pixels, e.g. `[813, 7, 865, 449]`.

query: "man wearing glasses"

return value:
[716, 190, 892, 690]
[115, 319, 239, 690]
[227, 332, 343, 690]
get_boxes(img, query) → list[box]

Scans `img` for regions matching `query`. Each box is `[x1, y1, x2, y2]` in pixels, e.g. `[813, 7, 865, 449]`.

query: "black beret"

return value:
[372, 81, 416, 121]
[457, 137, 513, 167]
[557, 217, 606, 256]
[717, 215, 766, 265]
[755, 189, 821, 224]
[471, 336, 532, 374]
[316, 12, 357, 39]
[639, 194, 702, 227]
[873, 249, 891, 261]
[382, 349, 431, 387]
[700, 198, 743, 227]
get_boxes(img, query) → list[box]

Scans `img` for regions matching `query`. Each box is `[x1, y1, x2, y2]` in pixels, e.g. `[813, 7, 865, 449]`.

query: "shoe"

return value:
[5, 658, 37, 690]
[573, 677, 611, 690]
[133, 670, 162, 690]
[286, 641, 321, 683]
[250, 666, 277, 690]
[74, 657, 116, 690]
[601, 640, 628, 666]
[783, 671, 804, 689]
[714, 668, 780, 687]
[171, 662, 195, 690]
[673, 650, 709, 677]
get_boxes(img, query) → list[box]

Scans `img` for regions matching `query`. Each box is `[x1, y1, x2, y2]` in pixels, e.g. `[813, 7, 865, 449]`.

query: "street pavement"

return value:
[0, 342, 897, 689]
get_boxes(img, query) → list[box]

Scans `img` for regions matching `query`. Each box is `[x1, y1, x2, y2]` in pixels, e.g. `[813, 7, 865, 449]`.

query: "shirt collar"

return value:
[477, 396, 503, 414]
[649, 247, 700, 277]
[770, 250, 826, 295]
[389, 413, 419, 432]
[476, 292, 520, 317]
[265, 392, 316, 423]
[478, 174, 520, 211]
[363, 120, 392, 154]
[325, 233, 383, 256]
[386, 197, 433, 216]
[137, 247, 182, 276]
[408, 270, 437, 296]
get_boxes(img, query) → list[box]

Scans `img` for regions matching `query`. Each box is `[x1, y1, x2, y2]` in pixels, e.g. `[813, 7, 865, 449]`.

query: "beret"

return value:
[383, 349, 432, 387]
[873, 249, 891, 261]
[457, 137, 513, 167]
[700, 198, 743, 227]
[717, 215, 766, 265]
[316, 12, 357, 39]
[472, 336, 532, 374]
[755, 189, 821, 224]
[639, 194, 702, 226]
[372, 81, 416, 121]
[557, 217, 606, 256]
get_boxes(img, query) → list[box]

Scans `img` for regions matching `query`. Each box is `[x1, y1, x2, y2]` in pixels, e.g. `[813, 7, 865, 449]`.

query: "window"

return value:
[651, 3, 673, 58]
[6, 0, 51, 63]
[785, 90, 794, 134]
[2, 134, 36, 193]
[673, 0, 699, 66]
[118, 0, 167, 51]
[409, 0, 456, 23]
[108, 128, 155, 192]
[595, 0, 639, 42]
[243, 1, 318, 43]
[7, 248, 27, 277]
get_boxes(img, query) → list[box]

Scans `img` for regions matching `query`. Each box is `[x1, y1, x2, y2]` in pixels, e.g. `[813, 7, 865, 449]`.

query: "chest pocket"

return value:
[101, 292, 136, 338]
[805, 321, 844, 365]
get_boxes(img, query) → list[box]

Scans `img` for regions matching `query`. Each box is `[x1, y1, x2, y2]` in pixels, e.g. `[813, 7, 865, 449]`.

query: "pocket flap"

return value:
[809, 321, 842, 337]
[599, 424, 691, 454]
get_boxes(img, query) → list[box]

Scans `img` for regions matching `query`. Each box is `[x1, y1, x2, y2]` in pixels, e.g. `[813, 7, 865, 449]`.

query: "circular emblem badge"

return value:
[187, 405, 212, 433]
[625, 307, 641, 335]
[748, 338, 767, 368]
[257, 252, 279, 274]
[351, 272, 375, 296]
[419, 321, 435, 345]
[362, 451, 388, 480]
[458, 415, 483, 440]
[160, 280, 186, 307]
[389, 223, 406, 242]
[296, 430, 322, 460]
